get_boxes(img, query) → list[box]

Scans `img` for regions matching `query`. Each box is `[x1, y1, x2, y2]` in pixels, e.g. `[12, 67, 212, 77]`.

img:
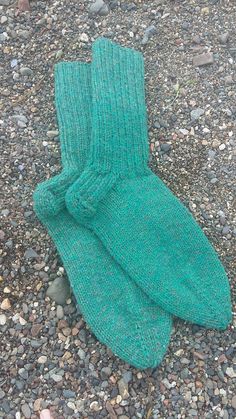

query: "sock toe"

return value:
[34, 185, 65, 218]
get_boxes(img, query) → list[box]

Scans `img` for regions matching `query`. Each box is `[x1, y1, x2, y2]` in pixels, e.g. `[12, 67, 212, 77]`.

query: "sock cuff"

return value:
[91, 38, 149, 175]
[54, 62, 92, 171]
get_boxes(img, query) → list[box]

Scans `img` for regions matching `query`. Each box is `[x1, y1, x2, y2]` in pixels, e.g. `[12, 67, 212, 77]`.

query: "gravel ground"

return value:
[0, 0, 236, 418]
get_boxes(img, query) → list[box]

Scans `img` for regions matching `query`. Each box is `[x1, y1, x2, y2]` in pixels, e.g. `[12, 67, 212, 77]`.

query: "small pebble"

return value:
[21, 403, 31, 419]
[193, 52, 214, 67]
[46, 130, 59, 138]
[0, 314, 7, 325]
[160, 143, 171, 152]
[219, 144, 226, 151]
[37, 355, 47, 364]
[80, 33, 89, 43]
[56, 305, 64, 319]
[89, 0, 109, 16]
[20, 67, 34, 77]
[1, 298, 11, 310]
[191, 108, 204, 121]
[218, 32, 229, 44]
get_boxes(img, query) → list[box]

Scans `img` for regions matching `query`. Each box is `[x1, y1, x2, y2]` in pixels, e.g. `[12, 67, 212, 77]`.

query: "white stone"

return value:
[37, 355, 47, 364]
[90, 401, 100, 411]
[80, 33, 89, 43]
[1, 16, 7, 24]
[0, 314, 7, 325]
[219, 144, 226, 150]
[226, 367, 236, 378]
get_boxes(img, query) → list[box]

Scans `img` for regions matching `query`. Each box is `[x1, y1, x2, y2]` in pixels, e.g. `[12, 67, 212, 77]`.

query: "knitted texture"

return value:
[33, 62, 173, 369]
[66, 38, 232, 330]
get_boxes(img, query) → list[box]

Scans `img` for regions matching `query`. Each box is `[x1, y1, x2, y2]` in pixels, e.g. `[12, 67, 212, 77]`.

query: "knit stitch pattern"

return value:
[66, 38, 232, 330]
[33, 62, 173, 369]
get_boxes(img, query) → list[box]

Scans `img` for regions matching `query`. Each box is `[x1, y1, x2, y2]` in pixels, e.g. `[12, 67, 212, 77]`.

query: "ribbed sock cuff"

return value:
[54, 62, 92, 172]
[90, 38, 149, 175]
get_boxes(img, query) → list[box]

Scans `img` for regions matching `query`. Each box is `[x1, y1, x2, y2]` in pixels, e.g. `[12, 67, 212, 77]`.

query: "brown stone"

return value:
[18, 0, 30, 11]
[57, 319, 68, 329]
[31, 324, 42, 337]
[193, 351, 206, 360]
[1, 298, 11, 310]
[62, 327, 71, 337]
[33, 399, 42, 412]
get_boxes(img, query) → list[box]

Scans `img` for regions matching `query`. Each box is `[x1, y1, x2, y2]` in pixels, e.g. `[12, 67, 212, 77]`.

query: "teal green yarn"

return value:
[33, 61, 173, 369]
[66, 38, 232, 330]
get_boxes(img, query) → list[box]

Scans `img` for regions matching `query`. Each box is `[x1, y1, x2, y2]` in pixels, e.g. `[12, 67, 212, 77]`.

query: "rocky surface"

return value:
[0, 0, 235, 417]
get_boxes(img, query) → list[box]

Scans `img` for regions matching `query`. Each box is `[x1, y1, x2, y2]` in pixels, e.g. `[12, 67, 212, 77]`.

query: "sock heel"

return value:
[66, 167, 117, 223]
[33, 169, 78, 218]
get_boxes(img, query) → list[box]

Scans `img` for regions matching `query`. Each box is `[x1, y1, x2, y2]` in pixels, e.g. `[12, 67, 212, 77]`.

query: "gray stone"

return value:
[218, 32, 229, 44]
[18, 120, 27, 128]
[101, 366, 112, 379]
[63, 389, 76, 399]
[12, 115, 28, 124]
[180, 368, 189, 379]
[1, 209, 9, 216]
[193, 52, 214, 67]
[160, 143, 171, 152]
[0, 32, 8, 42]
[141, 25, 157, 45]
[30, 339, 43, 349]
[11, 58, 18, 68]
[162, 378, 172, 389]
[0, 390, 5, 399]
[24, 248, 38, 259]
[180, 357, 190, 364]
[19, 368, 28, 380]
[2, 400, 10, 413]
[21, 403, 31, 419]
[18, 29, 30, 39]
[20, 67, 34, 77]
[225, 75, 233, 85]
[231, 395, 236, 409]
[78, 328, 86, 342]
[51, 373, 63, 383]
[0, 0, 10, 5]
[189, 409, 198, 416]
[226, 367, 236, 378]
[118, 378, 129, 399]
[89, 0, 109, 16]
[208, 150, 216, 159]
[123, 371, 133, 383]
[46, 130, 59, 138]
[191, 108, 204, 121]
[222, 226, 230, 235]
[192, 35, 201, 44]
[15, 380, 25, 391]
[46, 277, 71, 305]
[78, 348, 86, 360]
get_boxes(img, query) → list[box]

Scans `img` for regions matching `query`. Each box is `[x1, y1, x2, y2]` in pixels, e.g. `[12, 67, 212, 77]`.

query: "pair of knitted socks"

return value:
[34, 38, 232, 369]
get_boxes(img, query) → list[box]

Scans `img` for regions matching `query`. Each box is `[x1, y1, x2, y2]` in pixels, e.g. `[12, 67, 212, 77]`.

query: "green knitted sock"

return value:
[33, 62, 173, 369]
[66, 38, 232, 330]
